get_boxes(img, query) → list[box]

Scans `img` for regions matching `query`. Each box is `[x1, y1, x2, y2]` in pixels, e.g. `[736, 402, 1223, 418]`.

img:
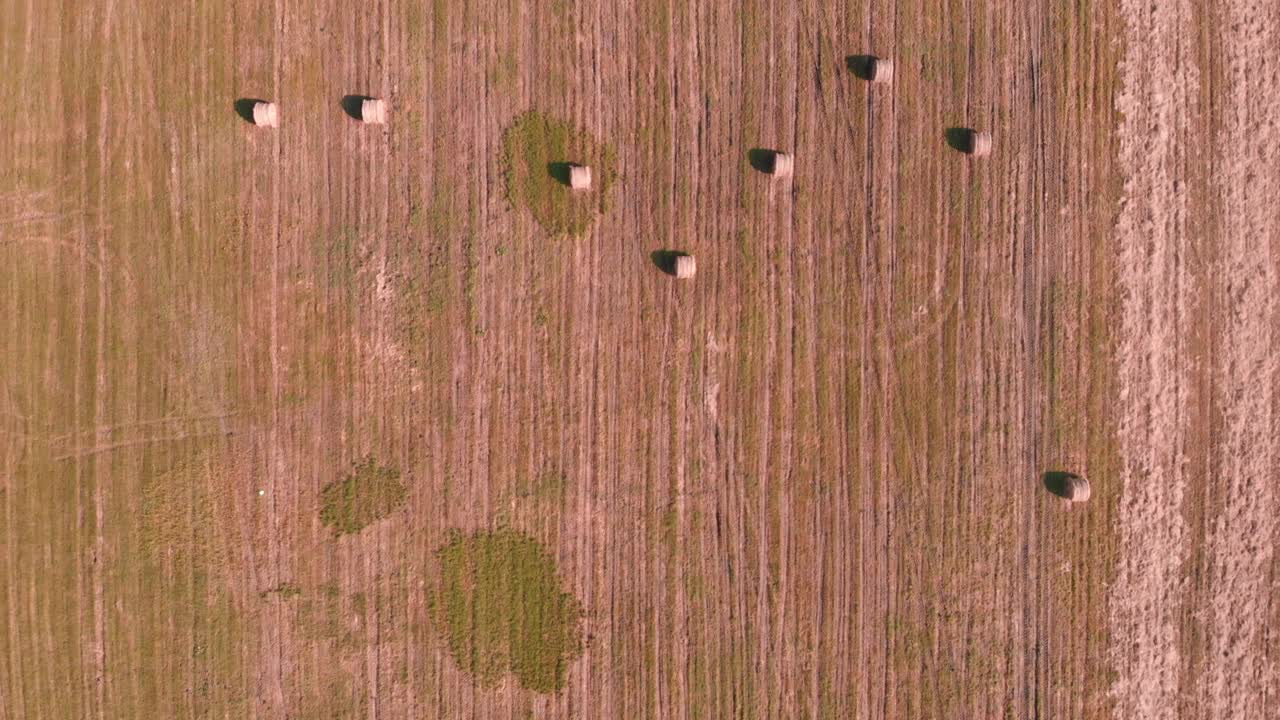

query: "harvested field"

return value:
[0, 1, 1276, 719]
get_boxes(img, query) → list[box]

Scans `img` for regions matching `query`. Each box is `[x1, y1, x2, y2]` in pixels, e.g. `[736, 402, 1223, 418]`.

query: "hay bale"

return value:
[361, 98, 388, 125]
[771, 152, 794, 178]
[868, 57, 894, 84]
[970, 130, 992, 157]
[1063, 474, 1092, 503]
[569, 164, 592, 190]
[674, 255, 696, 279]
[252, 102, 280, 128]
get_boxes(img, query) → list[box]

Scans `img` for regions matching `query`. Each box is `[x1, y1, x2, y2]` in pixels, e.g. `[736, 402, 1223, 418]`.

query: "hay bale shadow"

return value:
[650, 250, 684, 276]
[748, 148, 778, 174]
[341, 94, 374, 121]
[1042, 471, 1078, 500]
[234, 98, 266, 124]
[945, 127, 975, 153]
[845, 55, 875, 80]
[547, 162, 573, 187]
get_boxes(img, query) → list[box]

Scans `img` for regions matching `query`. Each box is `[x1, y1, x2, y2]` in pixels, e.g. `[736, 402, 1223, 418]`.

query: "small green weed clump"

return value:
[258, 582, 303, 600]
[319, 458, 408, 535]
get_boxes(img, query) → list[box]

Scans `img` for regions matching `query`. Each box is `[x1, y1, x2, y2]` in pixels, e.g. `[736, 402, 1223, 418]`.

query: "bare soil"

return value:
[1111, 2, 1280, 720]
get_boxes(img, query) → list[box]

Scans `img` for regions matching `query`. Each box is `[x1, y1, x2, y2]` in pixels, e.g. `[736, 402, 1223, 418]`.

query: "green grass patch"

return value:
[501, 111, 617, 237]
[319, 458, 408, 535]
[434, 529, 583, 693]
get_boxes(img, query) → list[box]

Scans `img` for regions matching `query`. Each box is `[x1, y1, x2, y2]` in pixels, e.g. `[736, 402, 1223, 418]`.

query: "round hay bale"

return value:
[970, 130, 992, 157]
[569, 164, 592, 190]
[868, 57, 894, 84]
[1064, 474, 1091, 503]
[361, 98, 388, 125]
[252, 102, 280, 128]
[771, 152, 794, 178]
[674, 255, 696, 279]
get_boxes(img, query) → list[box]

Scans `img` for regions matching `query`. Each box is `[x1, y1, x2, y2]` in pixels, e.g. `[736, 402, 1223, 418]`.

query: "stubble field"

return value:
[2, 1, 1276, 719]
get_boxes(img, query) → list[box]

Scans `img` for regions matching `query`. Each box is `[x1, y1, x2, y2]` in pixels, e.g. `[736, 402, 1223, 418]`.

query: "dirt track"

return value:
[0, 1, 1276, 718]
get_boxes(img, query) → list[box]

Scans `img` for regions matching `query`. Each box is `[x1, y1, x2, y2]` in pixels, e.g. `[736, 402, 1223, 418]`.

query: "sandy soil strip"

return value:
[1109, 1, 1199, 718]
[1201, 3, 1280, 717]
